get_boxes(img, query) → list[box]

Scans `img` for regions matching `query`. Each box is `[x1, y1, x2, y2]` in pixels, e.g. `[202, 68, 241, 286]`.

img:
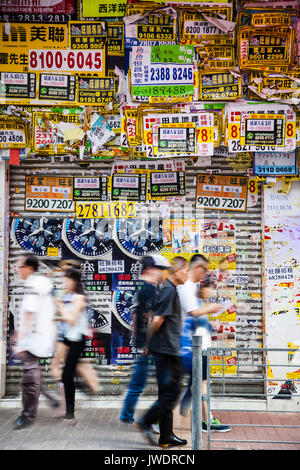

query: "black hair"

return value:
[22, 254, 39, 272]
[201, 276, 214, 288]
[190, 253, 209, 265]
[64, 267, 85, 295]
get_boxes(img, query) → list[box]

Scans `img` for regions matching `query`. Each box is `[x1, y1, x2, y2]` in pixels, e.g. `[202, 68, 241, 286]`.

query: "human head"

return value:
[63, 267, 85, 295]
[59, 259, 81, 273]
[142, 254, 171, 284]
[168, 256, 189, 286]
[17, 254, 39, 280]
[189, 253, 209, 283]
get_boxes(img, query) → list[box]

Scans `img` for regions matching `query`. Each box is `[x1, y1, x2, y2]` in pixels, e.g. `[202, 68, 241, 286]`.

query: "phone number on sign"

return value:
[29, 50, 103, 72]
[197, 196, 246, 211]
[26, 198, 74, 212]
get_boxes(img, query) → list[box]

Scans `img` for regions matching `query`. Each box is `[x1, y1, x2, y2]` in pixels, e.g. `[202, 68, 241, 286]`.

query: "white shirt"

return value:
[16, 274, 56, 358]
[63, 293, 89, 342]
[177, 279, 212, 350]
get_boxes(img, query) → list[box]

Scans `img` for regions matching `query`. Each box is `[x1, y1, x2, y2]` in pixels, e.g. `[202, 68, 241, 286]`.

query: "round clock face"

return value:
[63, 218, 113, 259]
[86, 306, 109, 331]
[115, 218, 163, 259]
[13, 218, 62, 258]
[112, 290, 135, 330]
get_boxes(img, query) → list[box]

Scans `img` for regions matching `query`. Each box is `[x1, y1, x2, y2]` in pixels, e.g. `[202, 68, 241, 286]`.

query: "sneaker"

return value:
[135, 420, 157, 446]
[202, 418, 231, 433]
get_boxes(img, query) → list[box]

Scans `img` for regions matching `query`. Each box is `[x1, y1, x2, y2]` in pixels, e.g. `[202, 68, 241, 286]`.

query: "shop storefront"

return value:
[0, 0, 299, 398]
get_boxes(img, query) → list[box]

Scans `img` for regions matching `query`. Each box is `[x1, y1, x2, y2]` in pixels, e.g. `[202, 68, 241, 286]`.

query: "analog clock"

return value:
[114, 218, 163, 259]
[112, 290, 135, 330]
[62, 218, 113, 259]
[12, 218, 62, 258]
[86, 306, 109, 331]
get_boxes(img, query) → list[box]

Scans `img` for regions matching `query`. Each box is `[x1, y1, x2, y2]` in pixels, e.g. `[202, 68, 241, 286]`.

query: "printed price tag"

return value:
[76, 202, 136, 219]
[196, 174, 248, 212]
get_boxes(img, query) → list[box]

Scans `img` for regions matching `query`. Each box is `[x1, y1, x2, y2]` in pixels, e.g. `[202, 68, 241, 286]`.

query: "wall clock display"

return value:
[62, 218, 113, 259]
[112, 290, 135, 330]
[86, 306, 110, 331]
[12, 218, 62, 258]
[114, 218, 163, 259]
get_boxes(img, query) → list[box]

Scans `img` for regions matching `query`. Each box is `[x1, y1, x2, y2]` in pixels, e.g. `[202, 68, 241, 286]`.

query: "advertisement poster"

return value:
[73, 176, 108, 202]
[25, 175, 75, 212]
[82, 0, 127, 18]
[253, 151, 298, 176]
[38, 73, 75, 102]
[111, 174, 147, 202]
[196, 174, 248, 212]
[0, 72, 36, 102]
[149, 171, 186, 198]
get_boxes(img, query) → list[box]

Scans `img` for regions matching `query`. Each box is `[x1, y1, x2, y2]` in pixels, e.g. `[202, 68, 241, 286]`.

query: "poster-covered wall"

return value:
[264, 181, 300, 400]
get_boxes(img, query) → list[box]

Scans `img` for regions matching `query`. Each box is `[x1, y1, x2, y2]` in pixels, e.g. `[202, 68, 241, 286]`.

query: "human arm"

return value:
[54, 295, 86, 326]
[188, 303, 222, 317]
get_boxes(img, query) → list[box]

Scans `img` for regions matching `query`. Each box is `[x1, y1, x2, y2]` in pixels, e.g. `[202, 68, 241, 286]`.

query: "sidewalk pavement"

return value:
[1, 395, 300, 450]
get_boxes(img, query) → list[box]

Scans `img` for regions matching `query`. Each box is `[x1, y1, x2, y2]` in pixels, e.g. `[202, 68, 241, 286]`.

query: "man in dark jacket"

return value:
[136, 256, 189, 448]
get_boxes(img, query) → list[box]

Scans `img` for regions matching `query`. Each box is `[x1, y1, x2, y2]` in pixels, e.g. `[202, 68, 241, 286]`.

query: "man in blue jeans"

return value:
[120, 254, 170, 429]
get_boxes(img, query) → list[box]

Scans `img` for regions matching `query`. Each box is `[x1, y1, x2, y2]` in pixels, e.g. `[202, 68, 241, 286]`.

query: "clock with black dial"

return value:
[112, 290, 135, 330]
[114, 218, 163, 259]
[12, 218, 62, 258]
[62, 218, 113, 259]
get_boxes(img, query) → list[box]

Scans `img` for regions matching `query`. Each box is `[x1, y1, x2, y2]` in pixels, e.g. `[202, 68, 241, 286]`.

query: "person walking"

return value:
[53, 267, 88, 425]
[120, 254, 170, 430]
[12, 254, 56, 430]
[178, 254, 231, 432]
[135, 256, 189, 448]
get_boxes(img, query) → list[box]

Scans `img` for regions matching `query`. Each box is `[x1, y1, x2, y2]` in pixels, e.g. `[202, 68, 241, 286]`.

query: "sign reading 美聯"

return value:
[111, 174, 147, 202]
[0, 23, 68, 72]
[73, 176, 108, 202]
[38, 73, 75, 102]
[196, 174, 248, 212]
[0, 72, 36, 102]
[25, 176, 75, 212]
[149, 171, 186, 198]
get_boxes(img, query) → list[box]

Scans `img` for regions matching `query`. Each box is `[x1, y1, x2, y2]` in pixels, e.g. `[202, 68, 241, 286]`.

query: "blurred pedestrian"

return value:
[120, 254, 170, 433]
[50, 259, 100, 415]
[135, 256, 189, 448]
[178, 255, 230, 432]
[53, 268, 89, 425]
[12, 254, 56, 430]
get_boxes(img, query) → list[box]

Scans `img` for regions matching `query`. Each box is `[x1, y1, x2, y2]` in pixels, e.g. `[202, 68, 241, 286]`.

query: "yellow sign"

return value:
[0, 117, 28, 148]
[76, 202, 136, 219]
[82, 0, 127, 18]
[0, 23, 68, 72]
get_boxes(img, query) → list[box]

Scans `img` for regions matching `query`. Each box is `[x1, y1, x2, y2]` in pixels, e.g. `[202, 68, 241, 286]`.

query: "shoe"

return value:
[120, 417, 133, 424]
[63, 414, 77, 426]
[202, 418, 231, 433]
[159, 434, 187, 448]
[12, 415, 32, 430]
[151, 423, 160, 434]
[135, 420, 157, 446]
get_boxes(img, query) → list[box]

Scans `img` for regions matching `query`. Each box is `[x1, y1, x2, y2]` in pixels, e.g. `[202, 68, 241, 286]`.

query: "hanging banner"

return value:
[25, 175, 75, 212]
[253, 151, 298, 176]
[0, 72, 36, 102]
[82, 0, 127, 18]
[111, 174, 147, 202]
[196, 174, 248, 212]
[73, 176, 109, 202]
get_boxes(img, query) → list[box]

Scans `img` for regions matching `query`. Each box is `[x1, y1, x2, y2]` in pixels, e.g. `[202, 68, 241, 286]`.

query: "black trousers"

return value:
[20, 351, 41, 423]
[62, 337, 85, 418]
[143, 352, 184, 441]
